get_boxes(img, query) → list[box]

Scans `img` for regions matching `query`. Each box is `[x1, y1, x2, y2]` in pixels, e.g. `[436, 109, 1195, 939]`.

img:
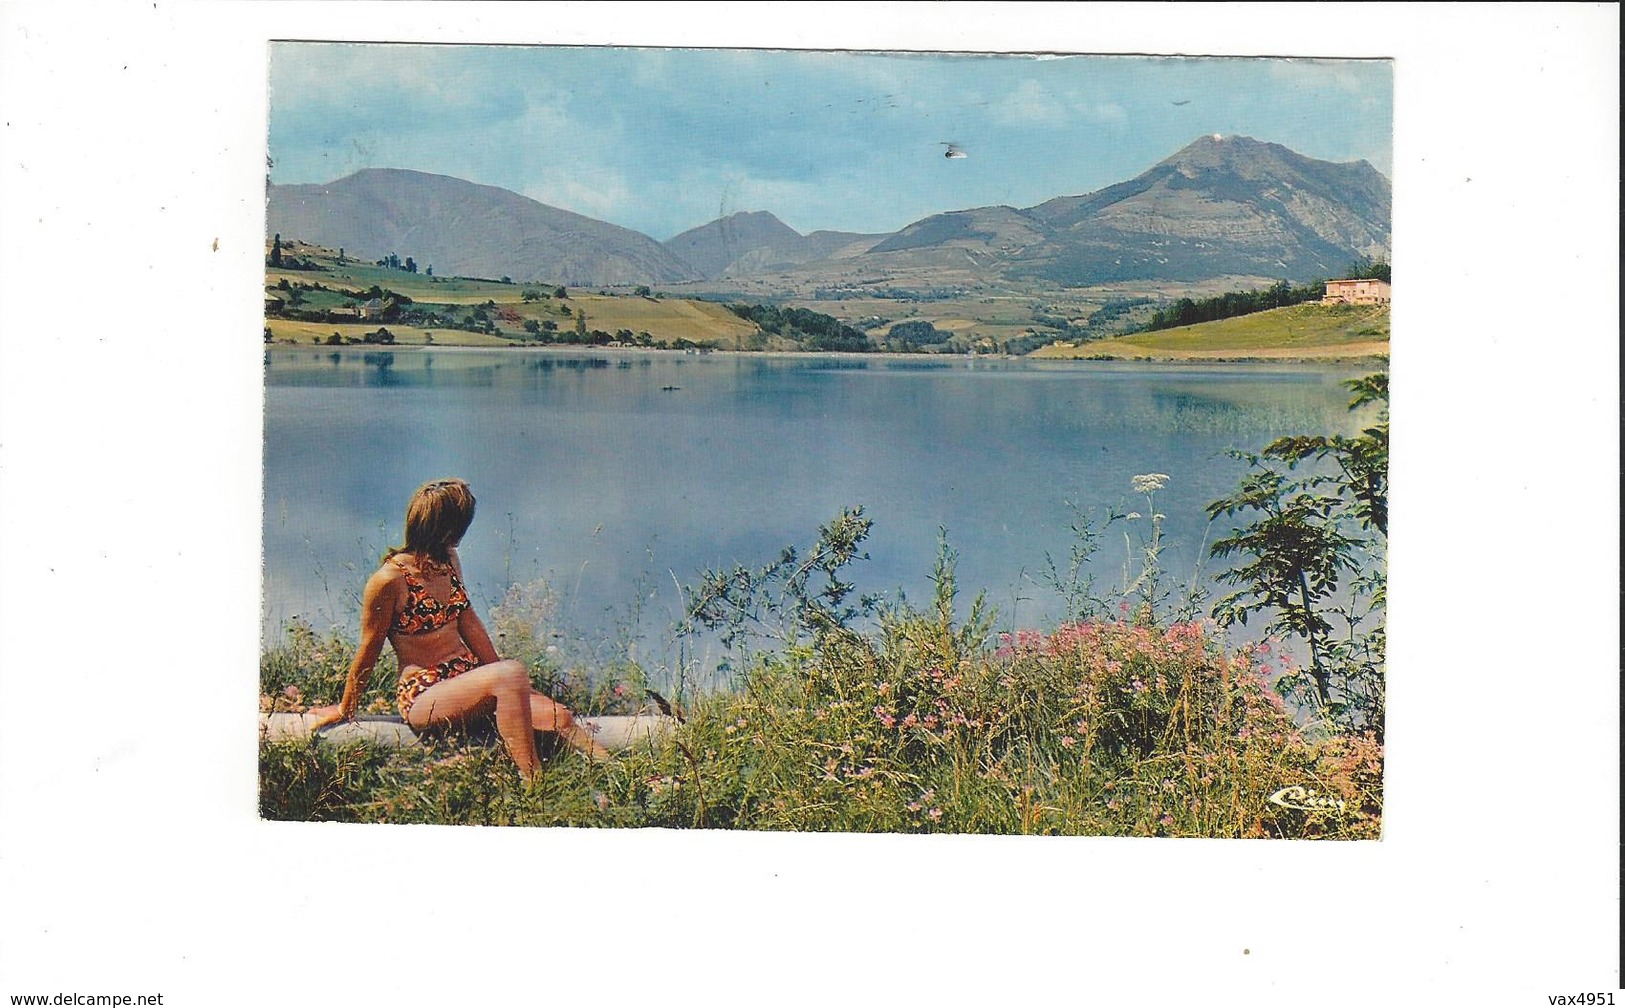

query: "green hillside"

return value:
[1028, 301, 1389, 361]
[265, 239, 759, 349]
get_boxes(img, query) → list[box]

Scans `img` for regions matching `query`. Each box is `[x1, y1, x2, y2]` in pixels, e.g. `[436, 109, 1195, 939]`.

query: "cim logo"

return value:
[1267, 785, 1348, 815]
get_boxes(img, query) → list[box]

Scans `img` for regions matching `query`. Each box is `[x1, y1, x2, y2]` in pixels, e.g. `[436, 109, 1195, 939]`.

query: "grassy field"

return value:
[265, 319, 516, 347]
[268, 240, 768, 348]
[1030, 302, 1390, 361]
[266, 239, 1388, 359]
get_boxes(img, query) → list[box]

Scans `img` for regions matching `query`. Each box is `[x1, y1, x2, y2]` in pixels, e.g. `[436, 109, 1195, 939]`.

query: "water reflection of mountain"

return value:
[263, 349, 1381, 655]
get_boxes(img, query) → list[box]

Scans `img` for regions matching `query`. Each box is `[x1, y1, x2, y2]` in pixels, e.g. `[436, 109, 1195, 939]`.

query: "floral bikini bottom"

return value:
[396, 651, 481, 719]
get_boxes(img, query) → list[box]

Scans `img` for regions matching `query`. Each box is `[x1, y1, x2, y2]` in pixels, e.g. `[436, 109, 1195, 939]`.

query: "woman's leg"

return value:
[405, 660, 540, 777]
[529, 691, 611, 761]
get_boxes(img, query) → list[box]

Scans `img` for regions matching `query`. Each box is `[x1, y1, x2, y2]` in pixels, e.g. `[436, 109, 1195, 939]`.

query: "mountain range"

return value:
[266, 135, 1390, 291]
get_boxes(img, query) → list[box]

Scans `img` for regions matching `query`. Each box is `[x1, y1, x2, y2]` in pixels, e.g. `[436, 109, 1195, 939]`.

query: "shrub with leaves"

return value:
[1206, 373, 1387, 738]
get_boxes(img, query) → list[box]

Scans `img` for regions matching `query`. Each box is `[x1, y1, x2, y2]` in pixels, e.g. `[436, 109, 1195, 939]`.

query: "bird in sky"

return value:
[1171, 99, 1191, 106]
[940, 142, 968, 159]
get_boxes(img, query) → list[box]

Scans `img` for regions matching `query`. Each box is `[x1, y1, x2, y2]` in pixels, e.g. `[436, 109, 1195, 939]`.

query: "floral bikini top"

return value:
[390, 556, 470, 634]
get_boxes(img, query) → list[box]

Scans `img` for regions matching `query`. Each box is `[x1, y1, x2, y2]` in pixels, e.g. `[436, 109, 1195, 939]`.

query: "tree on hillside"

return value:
[1343, 256, 1391, 283]
[574, 309, 587, 340]
[405, 257, 417, 274]
[270, 234, 283, 268]
[886, 319, 941, 350]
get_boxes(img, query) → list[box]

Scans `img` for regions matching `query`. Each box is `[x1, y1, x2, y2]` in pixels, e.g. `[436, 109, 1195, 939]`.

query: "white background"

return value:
[0, 3, 1618, 1005]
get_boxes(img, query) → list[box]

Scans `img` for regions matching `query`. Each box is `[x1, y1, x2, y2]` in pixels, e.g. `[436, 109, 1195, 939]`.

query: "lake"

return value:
[263, 347, 1376, 681]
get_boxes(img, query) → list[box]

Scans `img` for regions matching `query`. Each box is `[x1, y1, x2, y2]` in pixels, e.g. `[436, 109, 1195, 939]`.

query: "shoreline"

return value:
[266, 341, 1388, 368]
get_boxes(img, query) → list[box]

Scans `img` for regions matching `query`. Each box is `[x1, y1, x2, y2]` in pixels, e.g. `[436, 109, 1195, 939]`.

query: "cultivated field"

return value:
[1030, 302, 1390, 361]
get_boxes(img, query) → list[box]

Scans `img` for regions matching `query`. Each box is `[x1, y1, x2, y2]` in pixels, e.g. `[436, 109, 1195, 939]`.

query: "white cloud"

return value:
[995, 79, 1070, 125]
[522, 170, 634, 222]
[1267, 57, 1388, 97]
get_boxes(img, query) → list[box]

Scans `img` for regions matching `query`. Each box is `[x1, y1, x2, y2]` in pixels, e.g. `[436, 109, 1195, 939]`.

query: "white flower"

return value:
[1131, 473, 1170, 494]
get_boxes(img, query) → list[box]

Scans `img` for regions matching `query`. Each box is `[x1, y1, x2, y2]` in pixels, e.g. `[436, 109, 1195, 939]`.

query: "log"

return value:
[259, 710, 677, 752]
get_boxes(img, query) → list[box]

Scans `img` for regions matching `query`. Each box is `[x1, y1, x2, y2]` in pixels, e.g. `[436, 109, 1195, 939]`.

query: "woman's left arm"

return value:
[452, 549, 503, 666]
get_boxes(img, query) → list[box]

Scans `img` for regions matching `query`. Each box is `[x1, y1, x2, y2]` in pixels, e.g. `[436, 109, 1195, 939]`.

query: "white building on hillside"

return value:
[1322, 278, 1391, 305]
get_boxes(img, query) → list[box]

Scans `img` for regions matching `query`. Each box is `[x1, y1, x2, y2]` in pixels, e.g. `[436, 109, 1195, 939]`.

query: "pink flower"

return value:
[613, 684, 626, 697]
[927, 808, 943, 821]
[1061, 735, 1076, 748]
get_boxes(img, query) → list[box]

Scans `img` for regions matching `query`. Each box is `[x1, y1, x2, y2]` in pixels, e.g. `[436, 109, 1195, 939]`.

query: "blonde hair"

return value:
[386, 478, 476, 564]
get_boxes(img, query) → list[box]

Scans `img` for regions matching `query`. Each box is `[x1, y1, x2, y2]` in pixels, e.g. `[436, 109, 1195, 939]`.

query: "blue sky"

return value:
[269, 43, 1391, 241]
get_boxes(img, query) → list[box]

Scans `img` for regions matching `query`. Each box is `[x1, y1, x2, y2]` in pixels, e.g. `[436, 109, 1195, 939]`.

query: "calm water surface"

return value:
[264, 348, 1374, 676]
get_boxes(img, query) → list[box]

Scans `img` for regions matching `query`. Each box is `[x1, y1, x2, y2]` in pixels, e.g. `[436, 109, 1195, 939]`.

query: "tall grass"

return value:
[260, 528, 1381, 838]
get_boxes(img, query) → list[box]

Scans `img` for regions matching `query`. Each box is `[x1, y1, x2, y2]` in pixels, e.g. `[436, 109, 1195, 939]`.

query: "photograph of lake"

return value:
[6, 5, 1617, 1004]
[264, 350, 1372, 661]
[259, 41, 1397, 838]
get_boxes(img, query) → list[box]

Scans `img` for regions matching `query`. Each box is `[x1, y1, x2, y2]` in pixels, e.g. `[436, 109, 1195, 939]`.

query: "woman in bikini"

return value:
[307, 478, 609, 775]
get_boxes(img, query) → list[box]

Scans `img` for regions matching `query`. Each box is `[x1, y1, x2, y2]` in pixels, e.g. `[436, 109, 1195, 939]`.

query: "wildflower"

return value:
[282, 684, 303, 702]
[1162, 778, 1176, 793]
[1131, 473, 1169, 494]
[876, 681, 891, 697]
[927, 808, 943, 821]
[1106, 797, 1121, 812]
[1160, 814, 1175, 828]
[613, 684, 626, 697]
[1061, 735, 1076, 748]
[907, 802, 922, 812]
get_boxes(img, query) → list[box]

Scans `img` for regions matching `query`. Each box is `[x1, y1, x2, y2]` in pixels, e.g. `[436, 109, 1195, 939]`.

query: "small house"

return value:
[1322, 278, 1391, 306]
